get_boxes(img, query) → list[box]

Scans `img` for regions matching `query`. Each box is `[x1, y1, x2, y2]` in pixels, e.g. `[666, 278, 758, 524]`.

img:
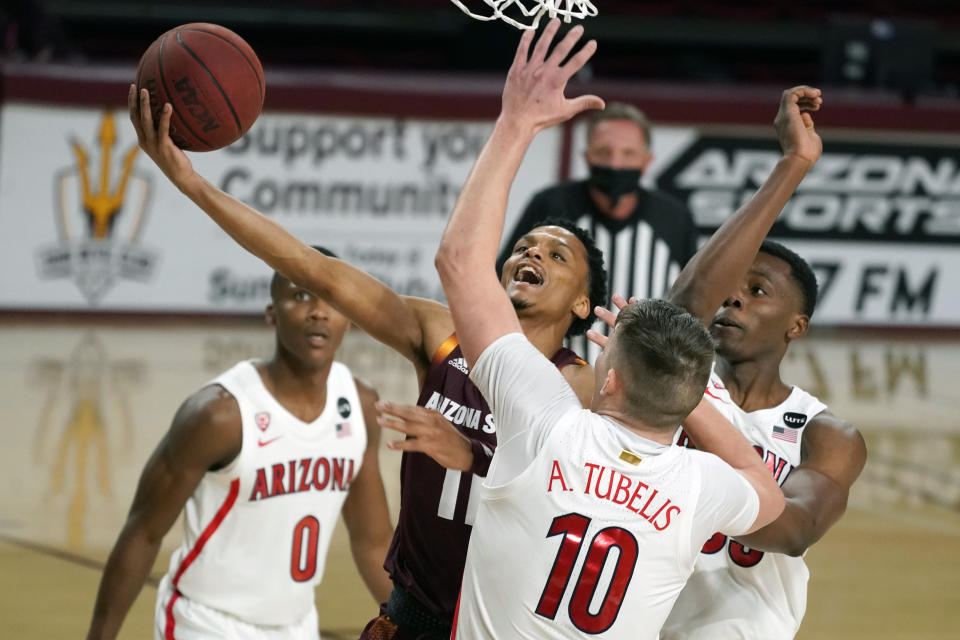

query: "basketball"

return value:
[135, 23, 264, 152]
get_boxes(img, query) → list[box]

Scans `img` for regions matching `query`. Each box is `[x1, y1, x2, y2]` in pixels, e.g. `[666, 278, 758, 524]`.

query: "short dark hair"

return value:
[586, 102, 651, 148]
[270, 245, 337, 300]
[611, 299, 715, 430]
[757, 240, 818, 318]
[527, 217, 608, 338]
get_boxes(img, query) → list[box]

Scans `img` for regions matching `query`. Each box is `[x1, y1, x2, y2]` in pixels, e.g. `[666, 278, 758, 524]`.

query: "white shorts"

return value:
[155, 574, 320, 640]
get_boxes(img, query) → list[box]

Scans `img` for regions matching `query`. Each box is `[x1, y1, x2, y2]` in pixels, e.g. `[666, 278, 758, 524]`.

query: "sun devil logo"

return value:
[35, 112, 157, 305]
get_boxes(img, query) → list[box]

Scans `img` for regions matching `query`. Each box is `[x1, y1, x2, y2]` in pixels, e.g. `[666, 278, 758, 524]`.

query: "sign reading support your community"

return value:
[0, 105, 559, 312]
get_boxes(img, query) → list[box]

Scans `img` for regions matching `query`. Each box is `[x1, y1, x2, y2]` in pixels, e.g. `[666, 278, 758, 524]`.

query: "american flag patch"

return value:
[772, 426, 798, 443]
[336, 422, 351, 438]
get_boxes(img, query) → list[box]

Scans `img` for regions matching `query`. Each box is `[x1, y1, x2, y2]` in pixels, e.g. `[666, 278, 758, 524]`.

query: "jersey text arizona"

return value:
[249, 457, 356, 501]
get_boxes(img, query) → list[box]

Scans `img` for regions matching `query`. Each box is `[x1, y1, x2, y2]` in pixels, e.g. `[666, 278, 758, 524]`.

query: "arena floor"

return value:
[1, 317, 958, 639]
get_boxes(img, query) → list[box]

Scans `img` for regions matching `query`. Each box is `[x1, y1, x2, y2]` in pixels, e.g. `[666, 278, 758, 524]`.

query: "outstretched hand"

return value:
[376, 401, 474, 472]
[127, 84, 197, 190]
[500, 19, 604, 135]
[775, 85, 823, 167]
[586, 293, 635, 349]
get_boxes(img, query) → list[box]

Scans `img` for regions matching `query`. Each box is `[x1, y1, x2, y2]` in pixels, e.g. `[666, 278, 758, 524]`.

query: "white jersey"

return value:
[661, 366, 827, 640]
[161, 360, 366, 627]
[454, 334, 760, 640]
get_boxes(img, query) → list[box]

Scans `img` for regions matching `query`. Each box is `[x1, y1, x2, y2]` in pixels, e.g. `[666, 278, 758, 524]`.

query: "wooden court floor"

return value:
[1, 319, 958, 639]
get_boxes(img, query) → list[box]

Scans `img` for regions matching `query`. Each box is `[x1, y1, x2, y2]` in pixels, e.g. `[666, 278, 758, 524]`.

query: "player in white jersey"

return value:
[658, 240, 867, 639]
[585, 93, 865, 634]
[664, 357, 826, 637]
[449, 323, 783, 640]
[418, 22, 790, 639]
[85, 248, 394, 640]
[585, 81, 866, 638]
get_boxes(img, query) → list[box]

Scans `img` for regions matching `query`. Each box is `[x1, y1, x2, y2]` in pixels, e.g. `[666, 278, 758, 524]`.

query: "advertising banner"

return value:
[0, 104, 561, 312]
[4, 101, 960, 326]
[569, 122, 960, 326]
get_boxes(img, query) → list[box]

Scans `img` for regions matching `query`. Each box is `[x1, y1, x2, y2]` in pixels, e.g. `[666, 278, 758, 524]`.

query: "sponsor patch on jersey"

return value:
[337, 397, 352, 418]
[255, 412, 271, 431]
[782, 412, 807, 428]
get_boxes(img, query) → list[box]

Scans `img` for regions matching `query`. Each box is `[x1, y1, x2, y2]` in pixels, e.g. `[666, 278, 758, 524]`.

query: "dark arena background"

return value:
[1, 1, 958, 638]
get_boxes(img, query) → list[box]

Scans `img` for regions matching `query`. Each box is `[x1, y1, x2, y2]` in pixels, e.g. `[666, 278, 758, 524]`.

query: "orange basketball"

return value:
[136, 23, 264, 152]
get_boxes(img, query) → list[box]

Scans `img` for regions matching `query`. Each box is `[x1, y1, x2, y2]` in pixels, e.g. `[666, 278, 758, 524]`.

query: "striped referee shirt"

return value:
[498, 180, 698, 363]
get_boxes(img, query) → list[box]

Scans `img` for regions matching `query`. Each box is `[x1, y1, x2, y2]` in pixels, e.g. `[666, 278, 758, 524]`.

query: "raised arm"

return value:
[682, 399, 785, 533]
[86, 387, 241, 640]
[667, 86, 823, 325]
[341, 380, 394, 603]
[434, 21, 603, 366]
[734, 412, 866, 554]
[128, 86, 439, 369]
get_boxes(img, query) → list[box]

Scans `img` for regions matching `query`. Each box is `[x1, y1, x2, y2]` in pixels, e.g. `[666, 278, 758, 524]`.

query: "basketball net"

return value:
[449, 0, 598, 30]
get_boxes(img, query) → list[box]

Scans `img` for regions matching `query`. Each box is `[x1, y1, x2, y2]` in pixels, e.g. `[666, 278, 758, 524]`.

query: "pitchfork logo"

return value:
[35, 112, 157, 305]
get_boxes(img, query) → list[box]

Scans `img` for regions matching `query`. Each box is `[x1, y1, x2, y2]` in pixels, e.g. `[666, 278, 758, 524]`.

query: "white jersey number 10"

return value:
[536, 512, 638, 633]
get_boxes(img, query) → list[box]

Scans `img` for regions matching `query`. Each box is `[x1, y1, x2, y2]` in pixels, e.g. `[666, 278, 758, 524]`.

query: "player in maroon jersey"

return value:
[127, 85, 607, 638]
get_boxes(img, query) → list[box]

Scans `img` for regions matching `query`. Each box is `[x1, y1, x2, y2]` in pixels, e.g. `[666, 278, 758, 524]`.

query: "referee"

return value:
[498, 103, 699, 362]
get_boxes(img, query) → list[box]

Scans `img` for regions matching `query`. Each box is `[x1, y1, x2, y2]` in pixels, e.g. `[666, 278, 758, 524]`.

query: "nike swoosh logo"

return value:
[703, 387, 730, 404]
[257, 436, 283, 447]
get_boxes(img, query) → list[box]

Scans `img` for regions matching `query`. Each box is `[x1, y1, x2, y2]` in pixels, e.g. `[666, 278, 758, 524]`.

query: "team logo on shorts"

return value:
[255, 412, 271, 431]
[782, 412, 807, 428]
[35, 112, 157, 305]
[337, 397, 352, 418]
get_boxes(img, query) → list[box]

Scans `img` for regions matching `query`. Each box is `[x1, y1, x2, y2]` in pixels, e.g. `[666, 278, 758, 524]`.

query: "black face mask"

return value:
[587, 164, 642, 205]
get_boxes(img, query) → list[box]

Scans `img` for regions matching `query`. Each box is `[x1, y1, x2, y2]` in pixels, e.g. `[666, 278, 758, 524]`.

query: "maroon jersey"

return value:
[384, 333, 586, 621]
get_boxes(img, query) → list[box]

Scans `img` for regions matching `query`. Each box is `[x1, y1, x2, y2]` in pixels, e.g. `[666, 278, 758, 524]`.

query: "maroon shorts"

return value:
[357, 587, 450, 640]
[359, 613, 453, 640]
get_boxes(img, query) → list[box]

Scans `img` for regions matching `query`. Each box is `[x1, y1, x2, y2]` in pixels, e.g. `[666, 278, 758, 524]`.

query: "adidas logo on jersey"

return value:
[448, 357, 469, 374]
